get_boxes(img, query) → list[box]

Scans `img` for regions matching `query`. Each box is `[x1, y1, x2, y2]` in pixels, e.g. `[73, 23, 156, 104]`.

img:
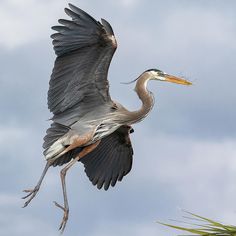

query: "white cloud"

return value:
[115, 5, 236, 58]
[158, 7, 236, 52]
[0, 213, 57, 236]
[1, 1, 236, 235]
[115, 0, 140, 8]
[0, 0, 67, 49]
[0, 124, 43, 169]
[0, 191, 57, 236]
[2, 126, 236, 235]
[89, 221, 164, 236]
[0, 0, 140, 50]
[0, 193, 20, 207]
[2, 0, 235, 54]
[0, 125, 28, 145]
[133, 129, 236, 224]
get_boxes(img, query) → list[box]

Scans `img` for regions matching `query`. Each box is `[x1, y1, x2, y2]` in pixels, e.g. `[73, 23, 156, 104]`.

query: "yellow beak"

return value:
[164, 74, 192, 86]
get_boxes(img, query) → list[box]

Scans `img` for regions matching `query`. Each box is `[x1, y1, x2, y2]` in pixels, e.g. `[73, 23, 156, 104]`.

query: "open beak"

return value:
[164, 74, 192, 86]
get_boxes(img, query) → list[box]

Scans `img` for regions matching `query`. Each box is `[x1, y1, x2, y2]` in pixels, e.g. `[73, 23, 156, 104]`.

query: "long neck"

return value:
[124, 72, 154, 124]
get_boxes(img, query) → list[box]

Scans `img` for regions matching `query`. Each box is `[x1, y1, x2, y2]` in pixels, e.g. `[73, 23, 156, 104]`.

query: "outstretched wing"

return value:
[80, 125, 134, 190]
[48, 3, 117, 125]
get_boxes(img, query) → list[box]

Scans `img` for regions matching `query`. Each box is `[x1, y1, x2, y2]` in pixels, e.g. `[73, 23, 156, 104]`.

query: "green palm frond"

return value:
[158, 211, 236, 236]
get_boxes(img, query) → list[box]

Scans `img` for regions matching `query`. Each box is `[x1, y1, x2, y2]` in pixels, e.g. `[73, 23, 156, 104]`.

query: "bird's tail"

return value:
[43, 122, 71, 160]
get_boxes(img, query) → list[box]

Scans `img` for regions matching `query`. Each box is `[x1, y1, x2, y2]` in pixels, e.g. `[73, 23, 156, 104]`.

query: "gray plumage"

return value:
[22, 3, 192, 233]
[48, 4, 116, 123]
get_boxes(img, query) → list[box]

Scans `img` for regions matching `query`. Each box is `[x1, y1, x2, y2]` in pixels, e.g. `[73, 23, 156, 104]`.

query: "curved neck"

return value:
[125, 72, 154, 124]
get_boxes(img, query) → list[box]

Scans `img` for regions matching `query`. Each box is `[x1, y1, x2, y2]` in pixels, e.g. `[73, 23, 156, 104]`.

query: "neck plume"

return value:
[125, 72, 154, 124]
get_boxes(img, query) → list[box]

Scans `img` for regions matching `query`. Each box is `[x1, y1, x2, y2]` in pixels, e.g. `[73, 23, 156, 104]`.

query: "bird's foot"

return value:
[54, 201, 69, 233]
[22, 186, 39, 208]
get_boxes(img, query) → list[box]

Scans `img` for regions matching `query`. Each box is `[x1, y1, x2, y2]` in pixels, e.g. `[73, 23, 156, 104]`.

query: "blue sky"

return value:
[1, 0, 236, 235]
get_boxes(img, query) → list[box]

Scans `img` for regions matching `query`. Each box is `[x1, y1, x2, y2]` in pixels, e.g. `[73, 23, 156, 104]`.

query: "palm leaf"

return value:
[158, 211, 236, 236]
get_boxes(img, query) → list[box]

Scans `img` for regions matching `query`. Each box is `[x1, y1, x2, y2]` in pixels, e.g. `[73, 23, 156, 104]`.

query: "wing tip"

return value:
[68, 3, 74, 8]
[64, 7, 72, 16]
[101, 18, 115, 36]
[68, 3, 81, 12]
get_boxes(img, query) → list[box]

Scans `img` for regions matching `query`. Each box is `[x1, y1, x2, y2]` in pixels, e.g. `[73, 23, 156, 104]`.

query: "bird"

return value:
[22, 3, 192, 233]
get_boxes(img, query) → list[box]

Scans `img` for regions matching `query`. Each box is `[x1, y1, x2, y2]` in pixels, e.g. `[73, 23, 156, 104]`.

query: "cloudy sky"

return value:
[1, 0, 236, 235]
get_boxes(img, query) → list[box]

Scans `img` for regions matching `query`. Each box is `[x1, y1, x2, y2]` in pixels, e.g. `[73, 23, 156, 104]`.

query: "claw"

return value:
[23, 189, 34, 193]
[53, 201, 66, 211]
[54, 201, 69, 233]
[22, 187, 39, 208]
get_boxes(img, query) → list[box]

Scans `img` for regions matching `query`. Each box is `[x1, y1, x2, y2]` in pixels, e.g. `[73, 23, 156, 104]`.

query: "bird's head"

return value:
[146, 69, 192, 86]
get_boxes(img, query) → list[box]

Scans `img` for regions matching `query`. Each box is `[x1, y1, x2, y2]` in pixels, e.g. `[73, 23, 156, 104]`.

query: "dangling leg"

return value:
[22, 160, 53, 208]
[54, 141, 100, 233]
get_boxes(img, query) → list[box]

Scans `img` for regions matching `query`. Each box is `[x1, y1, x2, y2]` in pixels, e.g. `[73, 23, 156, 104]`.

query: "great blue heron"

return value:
[22, 3, 191, 232]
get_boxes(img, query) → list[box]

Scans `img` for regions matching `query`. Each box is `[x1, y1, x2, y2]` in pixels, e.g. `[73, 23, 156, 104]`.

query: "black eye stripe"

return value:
[145, 68, 163, 73]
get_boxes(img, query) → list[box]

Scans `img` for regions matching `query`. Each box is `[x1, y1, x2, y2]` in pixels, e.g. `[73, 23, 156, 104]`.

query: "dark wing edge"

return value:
[48, 3, 117, 120]
[80, 125, 134, 190]
[51, 4, 116, 57]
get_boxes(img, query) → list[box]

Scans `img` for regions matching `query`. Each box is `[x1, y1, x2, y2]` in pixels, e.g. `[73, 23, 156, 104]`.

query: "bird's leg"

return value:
[54, 140, 100, 233]
[22, 160, 53, 208]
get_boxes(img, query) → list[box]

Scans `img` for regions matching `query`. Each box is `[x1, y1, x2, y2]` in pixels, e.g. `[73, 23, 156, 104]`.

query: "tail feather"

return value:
[43, 122, 70, 160]
[44, 139, 66, 160]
